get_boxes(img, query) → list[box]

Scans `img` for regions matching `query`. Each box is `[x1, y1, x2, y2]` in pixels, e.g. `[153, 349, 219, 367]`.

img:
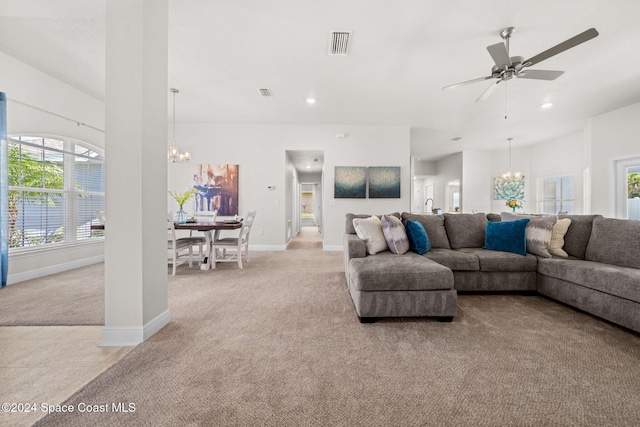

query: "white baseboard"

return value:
[7, 255, 104, 285]
[99, 309, 171, 347]
[251, 245, 288, 251]
[144, 309, 172, 341]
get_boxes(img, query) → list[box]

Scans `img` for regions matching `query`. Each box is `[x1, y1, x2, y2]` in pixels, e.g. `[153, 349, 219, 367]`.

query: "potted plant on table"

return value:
[169, 188, 198, 223]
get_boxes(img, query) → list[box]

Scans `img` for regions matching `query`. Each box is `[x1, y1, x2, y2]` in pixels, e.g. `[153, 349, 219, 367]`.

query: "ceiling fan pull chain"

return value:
[504, 82, 508, 120]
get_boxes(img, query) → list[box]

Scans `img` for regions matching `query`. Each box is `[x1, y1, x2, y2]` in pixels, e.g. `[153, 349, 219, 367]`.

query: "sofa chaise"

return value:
[343, 212, 640, 333]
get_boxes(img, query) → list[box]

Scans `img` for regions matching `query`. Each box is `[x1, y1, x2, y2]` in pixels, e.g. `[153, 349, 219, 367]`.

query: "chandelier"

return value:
[494, 137, 525, 201]
[168, 88, 190, 163]
[502, 137, 520, 179]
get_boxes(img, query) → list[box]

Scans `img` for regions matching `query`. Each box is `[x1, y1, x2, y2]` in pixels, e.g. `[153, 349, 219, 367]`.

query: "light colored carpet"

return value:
[0, 264, 104, 326]
[34, 229, 640, 426]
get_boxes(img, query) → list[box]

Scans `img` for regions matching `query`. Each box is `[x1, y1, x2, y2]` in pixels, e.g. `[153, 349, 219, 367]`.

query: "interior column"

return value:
[101, 0, 170, 346]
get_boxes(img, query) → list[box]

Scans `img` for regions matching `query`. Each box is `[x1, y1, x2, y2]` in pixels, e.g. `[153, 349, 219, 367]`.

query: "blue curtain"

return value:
[0, 92, 7, 287]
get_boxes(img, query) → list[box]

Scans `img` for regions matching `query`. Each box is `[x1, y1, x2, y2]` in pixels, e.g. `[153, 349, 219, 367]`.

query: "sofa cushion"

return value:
[345, 212, 400, 235]
[549, 218, 572, 258]
[501, 212, 557, 258]
[538, 258, 640, 304]
[444, 213, 487, 249]
[458, 248, 538, 272]
[484, 218, 529, 256]
[381, 215, 409, 255]
[405, 220, 431, 255]
[423, 248, 479, 271]
[401, 213, 450, 249]
[585, 217, 640, 269]
[349, 252, 454, 292]
[559, 214, 601, 259]
[352, 216, 388, 255]
[486, 213, 502, 222]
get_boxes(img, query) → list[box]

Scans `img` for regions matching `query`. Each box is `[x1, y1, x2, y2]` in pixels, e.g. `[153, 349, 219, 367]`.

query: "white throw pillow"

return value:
[352, 216, 388, 254]
[549, 218, 572, 257]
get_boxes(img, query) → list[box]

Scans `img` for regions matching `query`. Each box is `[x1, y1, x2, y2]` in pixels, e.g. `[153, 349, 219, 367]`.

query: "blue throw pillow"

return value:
[484, 218, 530, 256]
[405, 220, 431, 255]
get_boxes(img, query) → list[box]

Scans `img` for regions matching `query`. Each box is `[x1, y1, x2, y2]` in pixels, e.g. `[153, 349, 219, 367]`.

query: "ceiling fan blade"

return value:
[517, 69, 565, 80]
[476, 80, 501, 102]
[523, 28, 599, 67]
[487, 42, 511, 68]
[442, 75, 494, 90]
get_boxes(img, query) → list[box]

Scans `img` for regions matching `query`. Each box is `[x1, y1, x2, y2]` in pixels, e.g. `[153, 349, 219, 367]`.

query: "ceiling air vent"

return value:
[329, 31, 352, 56]
[259, 88, 273, 97]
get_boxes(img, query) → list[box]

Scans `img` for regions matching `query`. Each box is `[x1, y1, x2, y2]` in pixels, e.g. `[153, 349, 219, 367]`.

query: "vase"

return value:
[175, 208, 188, 223]
[512, 207, 516, 212]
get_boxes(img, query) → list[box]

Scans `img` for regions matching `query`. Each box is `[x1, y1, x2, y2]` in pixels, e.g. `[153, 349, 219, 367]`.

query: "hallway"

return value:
[287, 226, 322, 250]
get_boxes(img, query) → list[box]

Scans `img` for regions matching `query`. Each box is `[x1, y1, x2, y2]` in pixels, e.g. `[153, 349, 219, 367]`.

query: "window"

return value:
[8, 136, 104, 249]
[615, 156, 640, 220]
[537, 175, 574, 215]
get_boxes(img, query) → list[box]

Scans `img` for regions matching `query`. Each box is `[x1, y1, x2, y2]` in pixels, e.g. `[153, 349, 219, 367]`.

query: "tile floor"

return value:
[0, 326, 132, 426]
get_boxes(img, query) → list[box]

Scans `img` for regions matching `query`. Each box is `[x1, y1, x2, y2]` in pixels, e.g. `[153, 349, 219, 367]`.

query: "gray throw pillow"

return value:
[381, 215, 410, 254]
[444, 213, 487, 249]
[501, 212, 557, 258]
[401, 213, 450, 249]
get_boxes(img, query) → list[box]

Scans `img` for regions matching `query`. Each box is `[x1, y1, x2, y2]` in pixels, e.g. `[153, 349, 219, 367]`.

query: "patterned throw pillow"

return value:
[405, 220, 431, 255]
[501, 212, 557, 258]
[549, 218, 572, 257]
[381, 215, 410, 254]
[352, 216, 388, 254]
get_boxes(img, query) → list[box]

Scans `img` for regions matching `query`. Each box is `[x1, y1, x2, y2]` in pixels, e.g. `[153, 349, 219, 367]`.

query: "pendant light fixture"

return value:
[502, 137, 520, 179]
[168, 88, 190, 163]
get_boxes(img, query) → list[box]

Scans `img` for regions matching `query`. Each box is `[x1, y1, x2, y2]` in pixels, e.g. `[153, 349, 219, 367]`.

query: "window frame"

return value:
[7, 134, 105, 253]
[615, 155, 640, 219]
[536, 174, 575, 215]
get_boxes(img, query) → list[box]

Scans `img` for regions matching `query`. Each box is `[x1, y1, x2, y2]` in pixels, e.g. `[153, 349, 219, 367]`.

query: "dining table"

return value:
[174, 220, 243, 270]
[90, 220, 243, 270]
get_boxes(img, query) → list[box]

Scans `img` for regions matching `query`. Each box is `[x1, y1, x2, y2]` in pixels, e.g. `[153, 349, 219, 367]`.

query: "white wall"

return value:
[299, 172, 321, 183]
[435, 152, 462, 213]
[2, 52, 105, 284]
[590, 102, 640, 217]
[285, 151, 299, 242]
[462, 150, 493, 214]
[168, 123, 411, 250]
[0, 51, 104, 147]
[489, 145, 532, 213]
[528, 132, 586, 214]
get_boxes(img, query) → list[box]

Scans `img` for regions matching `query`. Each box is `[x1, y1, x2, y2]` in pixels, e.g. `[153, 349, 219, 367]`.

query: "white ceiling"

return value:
[2, 0, 640, 168]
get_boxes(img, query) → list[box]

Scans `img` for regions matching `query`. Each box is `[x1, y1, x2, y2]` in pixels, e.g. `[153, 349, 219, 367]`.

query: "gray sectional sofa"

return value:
[343, 212, 640, 333]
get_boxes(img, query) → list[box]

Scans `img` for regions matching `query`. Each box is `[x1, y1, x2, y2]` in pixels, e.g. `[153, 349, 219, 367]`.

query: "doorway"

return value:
[615, 156, 640, 219]
[285, 150, 324, 242]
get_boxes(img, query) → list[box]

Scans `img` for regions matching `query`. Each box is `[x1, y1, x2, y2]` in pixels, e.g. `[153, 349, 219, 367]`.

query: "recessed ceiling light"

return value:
[306, 97, 316, 104]
[541, 102, 553, 109]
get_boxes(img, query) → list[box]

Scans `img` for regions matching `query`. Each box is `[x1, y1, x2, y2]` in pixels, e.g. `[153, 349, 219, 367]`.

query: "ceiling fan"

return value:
[443, 27, 599, 102]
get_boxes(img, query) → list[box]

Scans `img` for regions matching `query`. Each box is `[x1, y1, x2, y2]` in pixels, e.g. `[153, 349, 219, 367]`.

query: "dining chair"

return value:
[178, 210, 217, 263]
[96, 210, 106, 225]
[211, 210, 257, 268]
[168, 216, 195, 275]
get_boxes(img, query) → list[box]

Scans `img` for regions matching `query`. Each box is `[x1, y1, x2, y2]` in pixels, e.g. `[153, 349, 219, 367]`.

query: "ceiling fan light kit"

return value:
[443, 26, 599, 102]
